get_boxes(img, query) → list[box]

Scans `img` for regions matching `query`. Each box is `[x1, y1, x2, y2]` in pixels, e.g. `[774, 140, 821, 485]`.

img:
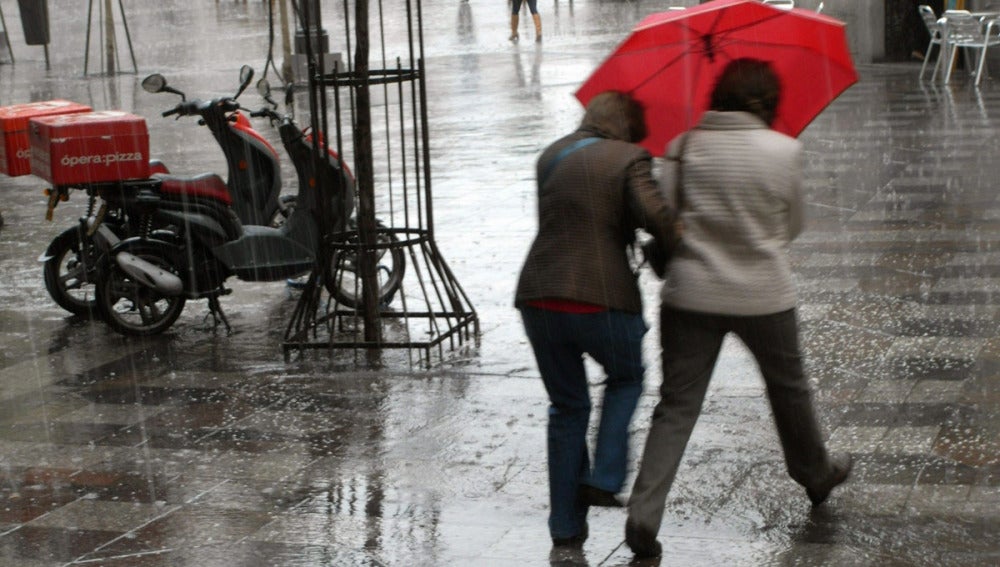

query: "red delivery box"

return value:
[29, 111, 151, 185]
[0, 99, 91, 176]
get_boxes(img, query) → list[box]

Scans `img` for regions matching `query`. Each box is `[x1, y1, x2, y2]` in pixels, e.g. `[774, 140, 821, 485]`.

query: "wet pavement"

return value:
[1, 0, 999, 565]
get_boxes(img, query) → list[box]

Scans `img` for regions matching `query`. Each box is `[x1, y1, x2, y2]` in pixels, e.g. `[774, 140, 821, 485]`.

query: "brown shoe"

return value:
[625, 518, 661, 559]
[807, 453, 853, 507]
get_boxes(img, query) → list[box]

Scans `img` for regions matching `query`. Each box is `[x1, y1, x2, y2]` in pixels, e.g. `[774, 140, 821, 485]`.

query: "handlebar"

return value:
[249, 108, 279, 120]
[160, 98, 241, 120]
[247, 107, 301, 146]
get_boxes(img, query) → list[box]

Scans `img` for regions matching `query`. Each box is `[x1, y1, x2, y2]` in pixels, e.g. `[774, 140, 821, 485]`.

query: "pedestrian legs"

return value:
[520, 307, 591, 540]
[627, 307, 724, 537]
[733, 309, 832, 487]
[578, 311, 647, 493]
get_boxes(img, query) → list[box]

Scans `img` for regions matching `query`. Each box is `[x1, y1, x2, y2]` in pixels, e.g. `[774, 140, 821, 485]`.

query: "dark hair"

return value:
[582, 91, 648, 143]
[709, 58, 781, 126]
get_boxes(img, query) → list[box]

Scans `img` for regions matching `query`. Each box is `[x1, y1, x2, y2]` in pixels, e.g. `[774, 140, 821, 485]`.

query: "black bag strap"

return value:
[538, 137, 600, 186]
[672, 131, 691, 212]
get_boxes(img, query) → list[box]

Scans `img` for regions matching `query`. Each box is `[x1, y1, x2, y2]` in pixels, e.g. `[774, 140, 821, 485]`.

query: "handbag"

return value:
[641, 237, 670, 278]
[639, 132, 689, 278]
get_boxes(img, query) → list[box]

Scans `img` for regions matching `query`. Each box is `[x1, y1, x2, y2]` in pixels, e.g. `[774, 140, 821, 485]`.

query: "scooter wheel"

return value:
[43, 225, 103, 318]
[326, 227, 406, 308]
[96, 245, 186, 336]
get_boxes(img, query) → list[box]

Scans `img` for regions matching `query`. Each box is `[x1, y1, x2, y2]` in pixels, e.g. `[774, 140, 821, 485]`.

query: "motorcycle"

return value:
[92, 75, 405, 336]
[41, 66, 288, 318]
[40, 158, 170, 317]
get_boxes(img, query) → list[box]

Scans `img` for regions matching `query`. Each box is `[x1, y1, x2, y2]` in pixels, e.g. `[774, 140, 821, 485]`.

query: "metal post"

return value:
[84, 0, 137, 76]
[352, 0, 382, 345]
[117, 0, 138, 73]
[278, 0, 293, 82]
[0, 4, 14, 64]
[84, 0, 93, 74]
[104, 0, 116, 75]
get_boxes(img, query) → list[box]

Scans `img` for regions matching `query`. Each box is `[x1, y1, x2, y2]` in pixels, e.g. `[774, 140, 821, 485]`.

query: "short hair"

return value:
[709, 58, 781, 126]
[581, 91, 648, 143]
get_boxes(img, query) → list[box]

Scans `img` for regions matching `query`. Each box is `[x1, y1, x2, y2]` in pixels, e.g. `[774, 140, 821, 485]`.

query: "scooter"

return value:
[141, 66, 286, 228]
[39, 158, 170, 318]
[93, 76, 405, 336]
[40, 66, 288, 318]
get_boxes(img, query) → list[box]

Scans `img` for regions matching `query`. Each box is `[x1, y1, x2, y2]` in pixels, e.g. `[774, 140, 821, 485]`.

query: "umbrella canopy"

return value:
[575, 0, 858, 156]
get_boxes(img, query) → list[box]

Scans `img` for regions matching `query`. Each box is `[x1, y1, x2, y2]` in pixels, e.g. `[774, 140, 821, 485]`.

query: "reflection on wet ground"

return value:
[0, 0, 999, 565]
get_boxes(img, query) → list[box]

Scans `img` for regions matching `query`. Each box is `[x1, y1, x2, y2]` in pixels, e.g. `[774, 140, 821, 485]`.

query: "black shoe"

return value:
[625, 518, 661, 559]
[552, 521, 588, 548]
[807, 453, 853, 507]
[578, 484, 624, 508]
[552, 533, 586, 548]
[549, 545, 587, 566]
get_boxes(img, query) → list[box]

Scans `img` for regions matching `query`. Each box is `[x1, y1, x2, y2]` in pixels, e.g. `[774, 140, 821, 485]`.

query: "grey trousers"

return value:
[627, 306, 833, 534]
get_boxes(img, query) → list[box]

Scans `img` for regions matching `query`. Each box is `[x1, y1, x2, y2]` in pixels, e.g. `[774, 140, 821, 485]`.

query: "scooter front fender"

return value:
[38, 237, 67, 263]
[37, 223, 120, 263]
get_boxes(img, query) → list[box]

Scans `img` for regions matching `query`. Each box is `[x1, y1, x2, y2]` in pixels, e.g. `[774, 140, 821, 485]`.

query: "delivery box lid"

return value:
[30, 110, 148, 139]
[0, 100, 92, 133]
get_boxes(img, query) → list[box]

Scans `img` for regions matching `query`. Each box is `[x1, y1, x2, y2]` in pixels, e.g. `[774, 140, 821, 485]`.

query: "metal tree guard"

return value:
[84, 0, 137, 75]
[282, 0, 478, 366]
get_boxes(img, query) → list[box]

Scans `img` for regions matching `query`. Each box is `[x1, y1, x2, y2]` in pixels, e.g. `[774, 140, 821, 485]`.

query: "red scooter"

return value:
[91, 75, 405, 336]
[41, 66, 289, 318]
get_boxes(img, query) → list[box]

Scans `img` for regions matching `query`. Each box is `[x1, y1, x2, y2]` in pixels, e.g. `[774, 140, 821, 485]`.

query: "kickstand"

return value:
[205, 297, 232, 334]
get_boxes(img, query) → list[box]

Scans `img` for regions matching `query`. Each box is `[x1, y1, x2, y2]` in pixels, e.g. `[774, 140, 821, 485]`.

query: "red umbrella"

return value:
[575, 0, 858, 156]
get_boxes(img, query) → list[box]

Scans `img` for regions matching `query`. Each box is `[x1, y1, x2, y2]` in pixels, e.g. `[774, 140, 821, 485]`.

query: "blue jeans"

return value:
[520, 306, 648, 540]
[511, 0, 538, 14]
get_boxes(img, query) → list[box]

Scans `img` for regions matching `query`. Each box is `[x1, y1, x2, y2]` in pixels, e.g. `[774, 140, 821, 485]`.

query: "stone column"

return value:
[822, 0, 884, 64]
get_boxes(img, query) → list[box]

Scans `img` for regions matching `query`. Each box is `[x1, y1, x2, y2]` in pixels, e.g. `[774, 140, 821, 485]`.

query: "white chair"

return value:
[942, 10, 1000, 85]
[918, 5, 945, 80]
[763, 0, 795, 9]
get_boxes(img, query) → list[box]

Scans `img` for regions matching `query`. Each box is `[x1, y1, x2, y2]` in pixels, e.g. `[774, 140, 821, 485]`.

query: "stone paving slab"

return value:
[0, 0, 999, 565]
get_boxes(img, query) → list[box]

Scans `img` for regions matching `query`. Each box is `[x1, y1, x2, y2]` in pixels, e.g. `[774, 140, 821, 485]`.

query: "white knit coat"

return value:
[660, 111, 804, 316]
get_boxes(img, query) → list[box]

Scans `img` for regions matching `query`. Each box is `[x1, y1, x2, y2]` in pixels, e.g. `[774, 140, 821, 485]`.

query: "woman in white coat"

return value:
[625, 58, 852, 559]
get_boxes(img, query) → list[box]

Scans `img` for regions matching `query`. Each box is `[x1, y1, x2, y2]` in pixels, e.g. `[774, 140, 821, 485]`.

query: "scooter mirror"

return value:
[257, 78, 278, 108]
[141, 74, 167, 94]
[257, 78, 272, 99]
[141, 74, 186, 100]
[235, 65, 254, 99]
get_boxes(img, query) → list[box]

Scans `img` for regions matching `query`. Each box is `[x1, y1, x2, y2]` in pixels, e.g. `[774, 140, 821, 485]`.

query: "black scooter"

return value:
[40, 66, 288, 318]
[93, 77, 404, 336]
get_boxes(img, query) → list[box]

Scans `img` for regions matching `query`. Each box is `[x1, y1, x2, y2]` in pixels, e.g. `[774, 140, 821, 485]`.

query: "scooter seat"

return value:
[154, 172, 232, 205]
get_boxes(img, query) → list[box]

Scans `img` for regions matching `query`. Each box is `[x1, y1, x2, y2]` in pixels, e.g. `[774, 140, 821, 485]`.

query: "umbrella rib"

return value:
[626, 13, 827, 99]
[654, 9, 786, 44]
[703, 11, 805, 61]
[711, 11, 787, 38]
[629, 49, 701, 95]
[715, 36, 854, 71]
[642, 11, 793, 63]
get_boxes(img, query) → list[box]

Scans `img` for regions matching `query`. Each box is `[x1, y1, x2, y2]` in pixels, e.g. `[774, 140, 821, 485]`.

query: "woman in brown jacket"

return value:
[515, 91, 677, 548]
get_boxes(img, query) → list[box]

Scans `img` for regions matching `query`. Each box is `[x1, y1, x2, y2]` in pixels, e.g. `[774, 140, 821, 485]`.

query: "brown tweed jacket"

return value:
[515, 126, 677, 314]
